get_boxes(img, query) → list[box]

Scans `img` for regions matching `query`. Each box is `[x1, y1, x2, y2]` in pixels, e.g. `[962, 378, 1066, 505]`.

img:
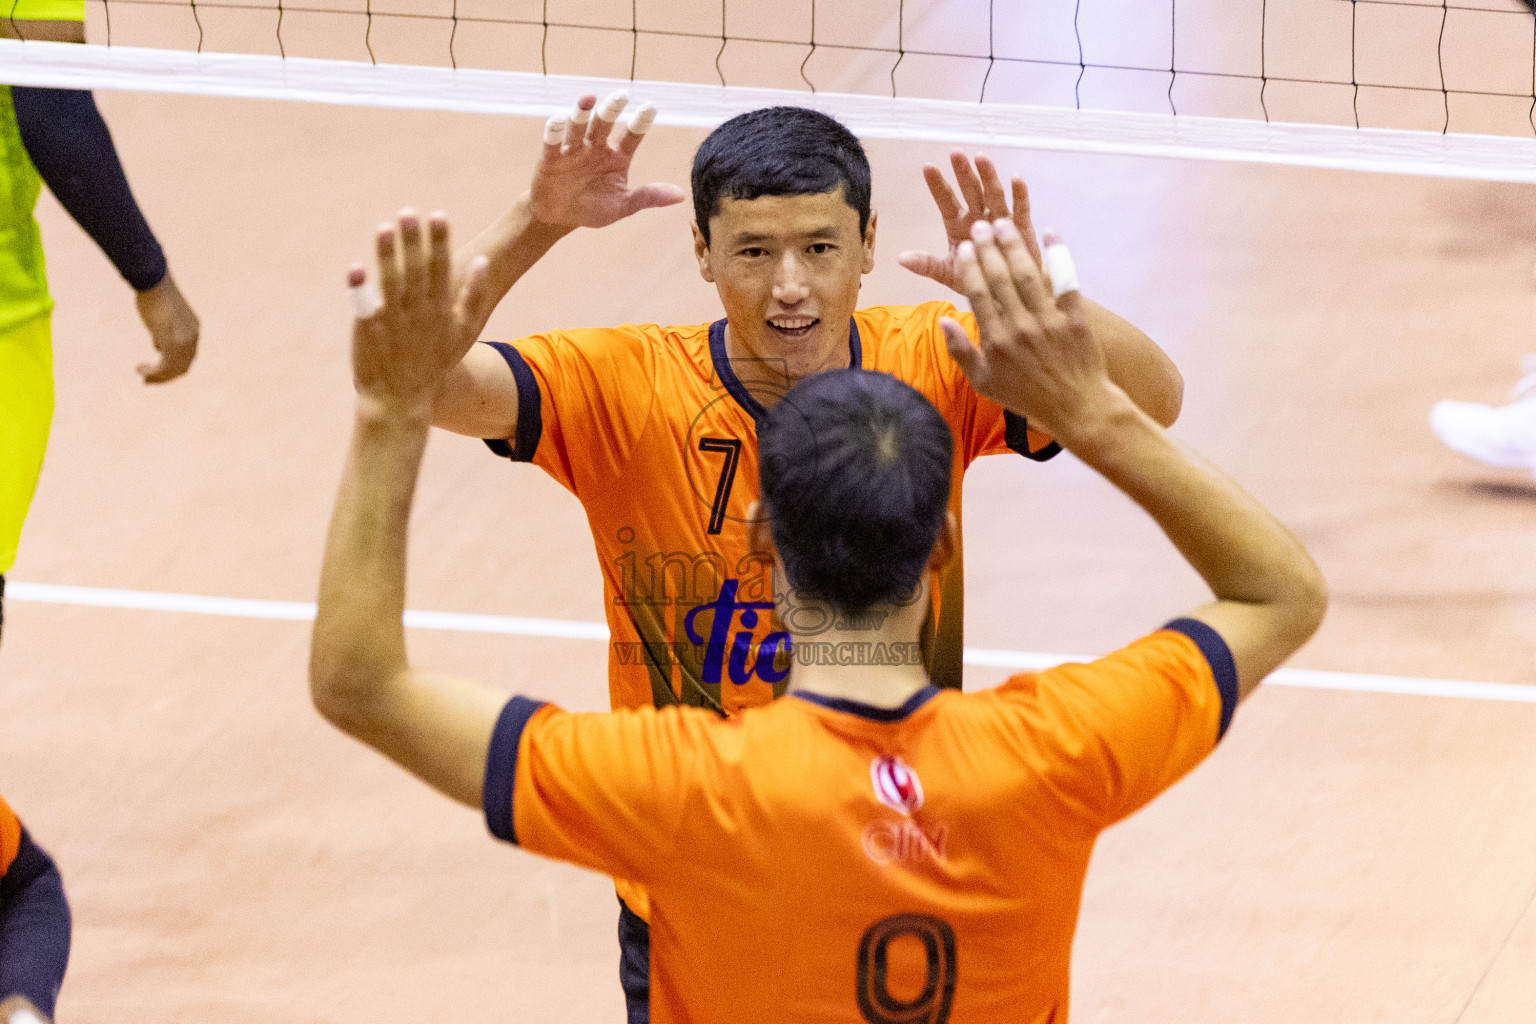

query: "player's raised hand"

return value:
[941, 218, 1112, 444]
[897, 151, 1045, 291]
[350, 210, 493, 421]
[527, 92, 687, 229]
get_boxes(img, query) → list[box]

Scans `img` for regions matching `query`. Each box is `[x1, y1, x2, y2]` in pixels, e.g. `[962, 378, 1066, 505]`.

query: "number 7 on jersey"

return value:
[699, 437, 742, 535]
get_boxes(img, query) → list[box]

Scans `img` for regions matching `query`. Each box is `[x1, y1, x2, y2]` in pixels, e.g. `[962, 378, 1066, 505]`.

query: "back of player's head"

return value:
[758, 369, 953, 612]
[691, 106, 872, 244]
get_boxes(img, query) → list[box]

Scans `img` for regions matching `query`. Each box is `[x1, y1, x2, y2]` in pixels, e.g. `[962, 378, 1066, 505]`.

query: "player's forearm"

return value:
[1086, 299, 1183, 427]
[10, 86, 169, 293]
[310, 406, 430, 734]
[454, 194, 571, 337]
[313, 413, 510, 811]
[313, 412, 512, 811]
[1061, 389, 1326, 694]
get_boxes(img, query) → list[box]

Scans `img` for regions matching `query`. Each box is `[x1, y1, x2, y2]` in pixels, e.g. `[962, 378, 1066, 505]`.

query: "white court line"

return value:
[7, 581, 1535, 704]
[4, 581, 607, 641]
[967, 647, 1536, 702]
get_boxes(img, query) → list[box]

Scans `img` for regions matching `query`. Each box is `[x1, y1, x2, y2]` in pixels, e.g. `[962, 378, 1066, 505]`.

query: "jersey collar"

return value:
[708, 317, 863, 422]
[792, 684, 940, 722]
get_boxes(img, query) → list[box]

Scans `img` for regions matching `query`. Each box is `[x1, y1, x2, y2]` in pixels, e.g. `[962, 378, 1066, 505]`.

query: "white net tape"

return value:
[6, 37, 1536, 180]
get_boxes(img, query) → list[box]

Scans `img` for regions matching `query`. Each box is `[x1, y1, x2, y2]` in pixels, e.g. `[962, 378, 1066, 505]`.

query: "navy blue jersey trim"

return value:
[793, 684, 940, 722]
[1003, 410, 1062, 462]
[709, 318, 862, 421]
[483, 696, 549, 844]
[708, 319, 766, 420]
[480, 342, 544, 462]
[1163, 617, 1239, 741]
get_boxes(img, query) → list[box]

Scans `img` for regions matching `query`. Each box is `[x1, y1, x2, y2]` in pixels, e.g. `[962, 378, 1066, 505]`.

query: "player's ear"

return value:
[746, 501, 775, 556]
[692, 221, 716, 283]
[861, 209, 877, 274]
[925, 510, 957, 571]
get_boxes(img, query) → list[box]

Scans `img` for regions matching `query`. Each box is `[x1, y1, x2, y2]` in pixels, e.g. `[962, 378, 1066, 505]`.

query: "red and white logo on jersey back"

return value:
[871, 755, 924, 816]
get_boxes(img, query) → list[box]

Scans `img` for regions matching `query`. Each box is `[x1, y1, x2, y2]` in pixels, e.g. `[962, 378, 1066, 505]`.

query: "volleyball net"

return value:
[4, 0, 1536, 180]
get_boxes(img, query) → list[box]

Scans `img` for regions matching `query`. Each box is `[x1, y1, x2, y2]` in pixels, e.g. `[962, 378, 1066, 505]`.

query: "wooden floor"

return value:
[3, 4, 1536, 1021]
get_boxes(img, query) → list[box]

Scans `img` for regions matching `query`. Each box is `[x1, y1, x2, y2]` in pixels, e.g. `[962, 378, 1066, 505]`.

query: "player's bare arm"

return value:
[899, 151, 1183, 427]
[944, 217, 1326, 699]
[434, 93, 686, 438]
[311, 211, 509, 809]
[0, 17, 84, 41]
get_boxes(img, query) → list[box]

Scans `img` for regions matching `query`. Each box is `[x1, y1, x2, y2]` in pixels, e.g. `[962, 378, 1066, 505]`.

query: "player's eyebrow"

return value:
[731, 226, 843, 244]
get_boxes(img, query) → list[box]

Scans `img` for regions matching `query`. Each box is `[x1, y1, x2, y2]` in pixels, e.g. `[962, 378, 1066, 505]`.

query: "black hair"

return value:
[691, 106, 872, 245]
[758, 369, 954, 613]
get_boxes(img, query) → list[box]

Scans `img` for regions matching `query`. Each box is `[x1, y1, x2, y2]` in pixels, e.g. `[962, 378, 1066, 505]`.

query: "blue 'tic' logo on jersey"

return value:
[684, 579, 792, 686]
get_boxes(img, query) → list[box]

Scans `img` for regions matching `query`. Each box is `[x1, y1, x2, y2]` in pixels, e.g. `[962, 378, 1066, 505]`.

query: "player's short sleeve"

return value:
[909, 304, 1060, 465]
[1000, 619, 1238, 829]
[479, 326, 658, 496]
[0, 793, 20, 879]
[482, 696, 697, 885]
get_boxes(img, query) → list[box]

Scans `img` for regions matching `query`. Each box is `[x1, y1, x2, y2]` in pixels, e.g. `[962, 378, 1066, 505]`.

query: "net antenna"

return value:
[4, 0, 1536, 182]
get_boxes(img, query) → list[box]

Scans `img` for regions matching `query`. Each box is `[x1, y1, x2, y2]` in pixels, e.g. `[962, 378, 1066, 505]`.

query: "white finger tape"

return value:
[350, 281, 384, 319]
[1040, 230, 1079, 297]
[626, 102, 658, 136]
[596, 89, 629, 122]
[8, 1009, 47, 1024]
[570, 99, 591, 125]
[542, 116, 568, 145]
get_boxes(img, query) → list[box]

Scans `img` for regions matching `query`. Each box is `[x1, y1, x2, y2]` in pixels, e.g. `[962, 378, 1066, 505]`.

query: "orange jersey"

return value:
[0, 791, 19, 878]
[484, 621, 1237, 1024]
[484, 301, 1057, 717]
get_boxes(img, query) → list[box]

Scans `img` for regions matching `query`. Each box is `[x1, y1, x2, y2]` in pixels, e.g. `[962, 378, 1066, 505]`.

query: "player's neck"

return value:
[789, 661, 932, 710]
[783, 589, 934, 710]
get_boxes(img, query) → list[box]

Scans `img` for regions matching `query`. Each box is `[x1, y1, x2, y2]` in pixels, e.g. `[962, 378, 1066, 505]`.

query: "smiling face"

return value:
[694, 187, 877, 391]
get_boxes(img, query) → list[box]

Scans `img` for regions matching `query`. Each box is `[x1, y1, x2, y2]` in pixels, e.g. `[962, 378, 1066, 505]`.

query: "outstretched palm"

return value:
[897, 151, 1044, 291]
[528, 93, 686, 229]
[352, 212, 493, 419]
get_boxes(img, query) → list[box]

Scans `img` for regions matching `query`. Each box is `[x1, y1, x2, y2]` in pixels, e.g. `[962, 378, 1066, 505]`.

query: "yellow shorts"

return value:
[6, 0, 84, 20]
[0, 315, 54, 574]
